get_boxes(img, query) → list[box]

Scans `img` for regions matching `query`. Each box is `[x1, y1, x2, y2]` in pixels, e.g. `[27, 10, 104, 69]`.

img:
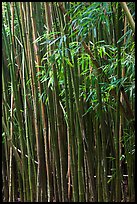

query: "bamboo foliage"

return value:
[2, 2, 135, 202]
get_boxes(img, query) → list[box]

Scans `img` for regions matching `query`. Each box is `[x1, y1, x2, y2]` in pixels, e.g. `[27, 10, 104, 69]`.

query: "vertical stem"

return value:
[115, 3, 122, 201]
[9, 93, 14, 202]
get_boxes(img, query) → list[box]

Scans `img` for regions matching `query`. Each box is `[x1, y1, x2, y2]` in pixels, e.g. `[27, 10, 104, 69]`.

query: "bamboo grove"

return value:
[2, 2, 135, 202]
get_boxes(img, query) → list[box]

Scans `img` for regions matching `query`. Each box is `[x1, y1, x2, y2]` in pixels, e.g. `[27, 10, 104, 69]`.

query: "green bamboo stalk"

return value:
[96, 76, 109, 201]
[66, 62, 79, 202]
[115, 3, 122, 201]
[95, 118, 102, 201]
[2, 156, 9, 201]
[9, 92, 14, 202]
[76, 116, 85, 202]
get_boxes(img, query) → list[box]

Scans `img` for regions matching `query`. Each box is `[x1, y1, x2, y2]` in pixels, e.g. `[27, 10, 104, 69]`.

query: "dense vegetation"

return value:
[2, 2, 135, 202]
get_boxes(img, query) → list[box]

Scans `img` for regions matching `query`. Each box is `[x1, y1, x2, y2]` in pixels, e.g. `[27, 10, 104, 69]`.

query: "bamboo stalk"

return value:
[115, 4, 122, 201]
[120, 2, 135, 33]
